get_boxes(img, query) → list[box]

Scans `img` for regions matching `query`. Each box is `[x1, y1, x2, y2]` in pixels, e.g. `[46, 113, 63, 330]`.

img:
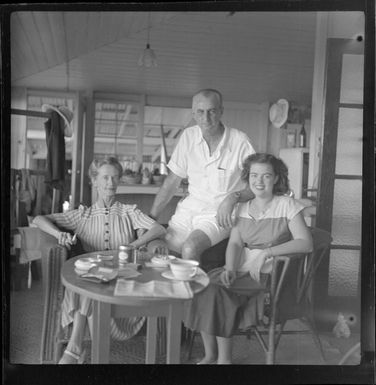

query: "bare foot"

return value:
[58, 349, 85, 364]
[217, 360, 232, 364]
[196, 357, 217, 364]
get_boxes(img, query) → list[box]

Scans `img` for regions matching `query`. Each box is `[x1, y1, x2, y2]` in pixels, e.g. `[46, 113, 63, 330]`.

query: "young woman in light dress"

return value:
[184, 153, 313, 364]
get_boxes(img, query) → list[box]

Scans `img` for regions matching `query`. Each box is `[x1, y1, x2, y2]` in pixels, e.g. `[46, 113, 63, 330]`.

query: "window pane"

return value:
[94, 100, 139, 160]
[340, 54, 364, 104]
[328, 249, 360, 297]
[95, 102, 139, 137]
[335, 108, 363, 176]
[143, 106, 190, 162]
[331, 179, 362, 246]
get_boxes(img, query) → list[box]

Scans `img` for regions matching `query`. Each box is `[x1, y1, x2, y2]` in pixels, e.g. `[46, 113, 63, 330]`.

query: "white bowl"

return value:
[74, 258, 96, 272]
[170, 259, 199, 280]
[151, 255, 176, 267]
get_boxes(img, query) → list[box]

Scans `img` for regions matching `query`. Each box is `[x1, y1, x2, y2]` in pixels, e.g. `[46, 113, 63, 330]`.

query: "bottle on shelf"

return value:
[298, 123, 306, 148]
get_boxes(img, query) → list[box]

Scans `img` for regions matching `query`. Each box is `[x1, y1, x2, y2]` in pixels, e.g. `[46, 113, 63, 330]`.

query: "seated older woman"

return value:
[33, 156, 166, 364]
[184, 153, 313, 364]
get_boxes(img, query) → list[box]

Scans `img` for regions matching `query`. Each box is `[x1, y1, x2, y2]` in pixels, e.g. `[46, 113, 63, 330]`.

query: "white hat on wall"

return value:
[42, 104, 74, 137]
[269, 99, 289, 129]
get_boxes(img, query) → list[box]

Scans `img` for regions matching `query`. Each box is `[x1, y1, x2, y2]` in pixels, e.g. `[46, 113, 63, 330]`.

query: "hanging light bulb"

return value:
[138, 13, 157, 67]
[138, 43, 157, 68]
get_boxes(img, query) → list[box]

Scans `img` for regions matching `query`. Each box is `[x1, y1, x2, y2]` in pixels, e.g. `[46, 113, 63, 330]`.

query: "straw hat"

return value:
[42, 104, 74, 137]
[269, 99, 289, 128]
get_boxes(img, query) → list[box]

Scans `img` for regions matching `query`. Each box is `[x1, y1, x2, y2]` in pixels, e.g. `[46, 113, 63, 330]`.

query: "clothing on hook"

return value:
[44, 111, 66, 191]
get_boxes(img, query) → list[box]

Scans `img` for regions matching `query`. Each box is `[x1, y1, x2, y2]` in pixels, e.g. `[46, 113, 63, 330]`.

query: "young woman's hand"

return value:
[249, 249, 272, 282]
[220, 269, 237, 288]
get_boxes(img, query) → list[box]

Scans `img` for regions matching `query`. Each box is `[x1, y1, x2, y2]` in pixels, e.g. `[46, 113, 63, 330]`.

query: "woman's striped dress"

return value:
[45, 201, 156, 340]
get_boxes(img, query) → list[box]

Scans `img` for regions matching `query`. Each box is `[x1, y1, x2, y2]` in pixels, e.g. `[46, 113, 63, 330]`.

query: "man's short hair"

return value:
[193, 89, 223, 107]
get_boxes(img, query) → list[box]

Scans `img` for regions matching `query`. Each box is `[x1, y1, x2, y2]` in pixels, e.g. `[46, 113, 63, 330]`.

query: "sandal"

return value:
[59, 349, 86, 364]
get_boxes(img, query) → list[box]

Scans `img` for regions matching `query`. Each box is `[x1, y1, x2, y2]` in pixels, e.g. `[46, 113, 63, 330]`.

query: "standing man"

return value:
[150, 89, 255, 260]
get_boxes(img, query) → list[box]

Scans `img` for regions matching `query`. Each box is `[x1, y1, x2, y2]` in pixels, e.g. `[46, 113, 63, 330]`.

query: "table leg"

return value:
[166, 302, 183, 364]
[92, 301, 111, 364]
[145, 316, 158, 364]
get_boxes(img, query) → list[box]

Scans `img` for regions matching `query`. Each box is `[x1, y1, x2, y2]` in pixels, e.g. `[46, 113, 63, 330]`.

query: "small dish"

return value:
[74, 258, 96, 271]
[151, 255, 176, 267]
[161, 270, 195, 282]
[79, 266, 118, 282]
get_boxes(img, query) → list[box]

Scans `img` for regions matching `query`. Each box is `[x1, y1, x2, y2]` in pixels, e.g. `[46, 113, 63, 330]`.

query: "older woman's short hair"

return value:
[241, 153, 290, 195]
[88, 156, 123, 180]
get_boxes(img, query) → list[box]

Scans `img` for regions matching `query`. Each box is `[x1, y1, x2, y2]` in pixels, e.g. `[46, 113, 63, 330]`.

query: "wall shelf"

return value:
[116, 184, 185, 196]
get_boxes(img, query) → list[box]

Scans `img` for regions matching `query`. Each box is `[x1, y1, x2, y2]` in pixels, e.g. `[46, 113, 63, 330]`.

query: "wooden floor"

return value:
[7, 271, 360, 366]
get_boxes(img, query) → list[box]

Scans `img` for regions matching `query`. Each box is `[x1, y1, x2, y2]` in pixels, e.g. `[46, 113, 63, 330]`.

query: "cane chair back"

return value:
[249, 227, 332, 364]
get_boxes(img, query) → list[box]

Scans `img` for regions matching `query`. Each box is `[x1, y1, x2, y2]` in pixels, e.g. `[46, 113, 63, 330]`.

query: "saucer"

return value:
[161, 270, 196, 282]
[79, 266, 118, 282]
[75, 268, 90, 276]
[74, 258, 96, 271]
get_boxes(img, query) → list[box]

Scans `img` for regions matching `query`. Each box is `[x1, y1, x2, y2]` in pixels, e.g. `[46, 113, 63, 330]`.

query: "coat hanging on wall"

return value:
[44, 110, 66, 191]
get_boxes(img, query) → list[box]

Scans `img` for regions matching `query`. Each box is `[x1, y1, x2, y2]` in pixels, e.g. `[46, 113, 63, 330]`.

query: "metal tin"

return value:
[118, 245, 134, 262]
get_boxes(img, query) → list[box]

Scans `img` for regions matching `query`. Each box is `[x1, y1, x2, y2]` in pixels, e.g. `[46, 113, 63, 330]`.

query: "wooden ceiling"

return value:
[10, 11, 317, 105]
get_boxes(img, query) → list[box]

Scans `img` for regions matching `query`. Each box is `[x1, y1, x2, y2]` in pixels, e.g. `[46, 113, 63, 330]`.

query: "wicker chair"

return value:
[185, 227, 332, 364]
[40, 240, 84, 364]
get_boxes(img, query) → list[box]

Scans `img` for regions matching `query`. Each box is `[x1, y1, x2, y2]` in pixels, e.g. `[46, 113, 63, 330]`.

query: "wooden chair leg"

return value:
[186, 329, 197, 361]
[266, 318, 276, 364]
[273, 321, 286, 351]
[303, 317, 326, 363]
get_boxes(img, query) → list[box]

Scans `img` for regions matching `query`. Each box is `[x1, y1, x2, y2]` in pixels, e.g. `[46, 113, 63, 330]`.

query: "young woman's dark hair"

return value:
[241, 153, 290, 195]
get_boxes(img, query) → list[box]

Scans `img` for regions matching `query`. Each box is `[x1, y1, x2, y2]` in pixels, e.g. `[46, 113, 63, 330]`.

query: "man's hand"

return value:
[216, 193, 237, 228]
[217, 189, 254, 228]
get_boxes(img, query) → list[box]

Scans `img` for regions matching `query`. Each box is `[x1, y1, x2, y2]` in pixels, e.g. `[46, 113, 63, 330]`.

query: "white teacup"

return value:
[170, 259, 199, 280]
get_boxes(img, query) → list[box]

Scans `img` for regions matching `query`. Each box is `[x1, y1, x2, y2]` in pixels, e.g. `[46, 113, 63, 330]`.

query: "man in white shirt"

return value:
[150, 89, 255, 261]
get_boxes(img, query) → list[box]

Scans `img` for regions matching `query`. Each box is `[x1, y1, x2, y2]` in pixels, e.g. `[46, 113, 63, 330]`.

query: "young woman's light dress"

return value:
[184, 195, 305, 337]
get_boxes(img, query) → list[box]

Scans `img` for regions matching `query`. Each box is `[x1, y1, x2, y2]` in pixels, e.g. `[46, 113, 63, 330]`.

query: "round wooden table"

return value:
[61, 250, 209, 364]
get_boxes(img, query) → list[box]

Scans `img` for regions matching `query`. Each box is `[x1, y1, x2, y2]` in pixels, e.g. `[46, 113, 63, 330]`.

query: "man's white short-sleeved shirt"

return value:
[168, 124, 255, 210]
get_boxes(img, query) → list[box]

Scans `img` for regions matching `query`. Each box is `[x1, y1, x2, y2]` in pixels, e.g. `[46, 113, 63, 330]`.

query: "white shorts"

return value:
[165, 197, 230, 253]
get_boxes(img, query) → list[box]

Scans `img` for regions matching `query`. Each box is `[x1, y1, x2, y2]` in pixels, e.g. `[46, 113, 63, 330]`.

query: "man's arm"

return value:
[216, 187, 254, 228]
[149, 171, 183, 220]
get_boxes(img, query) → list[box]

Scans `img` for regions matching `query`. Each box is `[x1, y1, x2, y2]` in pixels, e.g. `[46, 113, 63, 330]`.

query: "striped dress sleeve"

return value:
[126, 204, 156, 230]
[44, 206, 85, 232]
